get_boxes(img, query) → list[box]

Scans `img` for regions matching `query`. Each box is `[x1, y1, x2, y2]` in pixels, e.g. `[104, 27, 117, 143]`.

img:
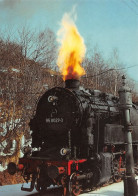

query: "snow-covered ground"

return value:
[0, 178, 138, 196]
[82, 182, 124, 196]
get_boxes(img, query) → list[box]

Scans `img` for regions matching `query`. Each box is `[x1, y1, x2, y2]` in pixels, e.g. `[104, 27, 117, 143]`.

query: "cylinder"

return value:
[76, 172, 93, 181]
[47, 165, 65, 179]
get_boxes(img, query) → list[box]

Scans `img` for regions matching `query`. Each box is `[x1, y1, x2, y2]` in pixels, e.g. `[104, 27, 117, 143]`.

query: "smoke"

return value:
[0, 0, 21, 8]
[57, 5, 78, 43]
[0, 0, 60, 21]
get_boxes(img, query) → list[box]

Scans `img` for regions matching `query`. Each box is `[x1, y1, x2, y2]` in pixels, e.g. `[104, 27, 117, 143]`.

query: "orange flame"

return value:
[57, 13, 86, 80]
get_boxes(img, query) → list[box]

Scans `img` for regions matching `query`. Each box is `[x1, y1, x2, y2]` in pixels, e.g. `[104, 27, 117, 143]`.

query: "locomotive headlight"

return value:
[48, 96, 58, 102]
[60, 148, 71, 156]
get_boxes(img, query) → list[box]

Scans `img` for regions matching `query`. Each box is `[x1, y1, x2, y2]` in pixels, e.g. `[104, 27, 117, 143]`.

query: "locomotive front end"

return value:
[30, 79, 85, 159]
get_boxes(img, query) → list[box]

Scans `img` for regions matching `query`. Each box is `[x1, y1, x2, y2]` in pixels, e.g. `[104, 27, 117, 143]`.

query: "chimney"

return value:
[65, 79, 80, 90]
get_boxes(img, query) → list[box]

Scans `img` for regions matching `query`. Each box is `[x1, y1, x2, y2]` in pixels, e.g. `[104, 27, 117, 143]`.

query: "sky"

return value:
[0, 0, 138, 82]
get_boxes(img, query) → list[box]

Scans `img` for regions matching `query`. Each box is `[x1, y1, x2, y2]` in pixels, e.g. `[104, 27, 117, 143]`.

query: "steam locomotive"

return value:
[8, 79, 138, 196]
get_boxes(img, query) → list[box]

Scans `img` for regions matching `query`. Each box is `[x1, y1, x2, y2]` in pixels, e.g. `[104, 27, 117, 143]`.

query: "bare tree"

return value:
[0, 27, 59, 167]
[82, 46, 137, 98]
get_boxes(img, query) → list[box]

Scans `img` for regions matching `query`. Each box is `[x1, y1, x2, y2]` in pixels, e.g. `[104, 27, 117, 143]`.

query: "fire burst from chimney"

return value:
[57, 9, 86, 81]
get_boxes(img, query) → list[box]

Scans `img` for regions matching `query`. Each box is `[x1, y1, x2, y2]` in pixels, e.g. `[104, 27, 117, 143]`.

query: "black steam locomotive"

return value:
[8, 79, 138, 196]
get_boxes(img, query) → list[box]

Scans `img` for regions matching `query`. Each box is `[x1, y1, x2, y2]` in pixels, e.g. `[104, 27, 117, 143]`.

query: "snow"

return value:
[0, 165, 7, 172]
[0, 135, 31, 172]
[11, 68, 20, 73]
[81, 182, 124, 196]
[0, 178, 137, 196]
[0, 183, 37, 196]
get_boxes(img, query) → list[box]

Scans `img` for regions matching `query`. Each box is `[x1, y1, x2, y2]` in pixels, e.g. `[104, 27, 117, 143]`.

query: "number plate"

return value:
[46, 118, 64, 123]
